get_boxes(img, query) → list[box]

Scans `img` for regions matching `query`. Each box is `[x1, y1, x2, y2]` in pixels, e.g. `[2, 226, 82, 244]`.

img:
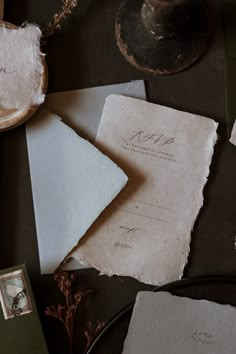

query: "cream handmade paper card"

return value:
[0, 24, 45, 111]
[0, 23, 47, 131]
[70, 95, 218, 285]
[123, 292, 236, 354]
[26, 107, 127, 274]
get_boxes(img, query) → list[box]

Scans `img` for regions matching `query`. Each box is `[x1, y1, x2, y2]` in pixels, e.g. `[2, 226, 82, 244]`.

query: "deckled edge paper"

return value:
[230, 121, 236, 145]
[123, 291, 236, 354]
[71, 96, 218, 285]
[0, 24, 45, 111]
[45, 80, 146, 143]
[45, 81, 146, 271]
[26, 107, 128, 274]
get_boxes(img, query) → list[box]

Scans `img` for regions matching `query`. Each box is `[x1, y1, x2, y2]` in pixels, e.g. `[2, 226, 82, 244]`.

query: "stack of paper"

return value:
[71, 95, 218, 285]
[26, 81, 146, 273]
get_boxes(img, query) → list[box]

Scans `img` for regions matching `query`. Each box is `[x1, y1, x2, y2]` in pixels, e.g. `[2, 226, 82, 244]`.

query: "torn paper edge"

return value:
[177, 127, 219, 283]
[33, 112, 128, 273]
[229, 121, 236, 146]
[0, 23, 45, 111]
[136, 291, 236, 315]
[72, 121, 219, 285]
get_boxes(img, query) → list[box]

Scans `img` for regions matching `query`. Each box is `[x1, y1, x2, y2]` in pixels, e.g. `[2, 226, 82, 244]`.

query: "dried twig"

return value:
[45, 271, 93, 354]
[84, 320, 107, 352]
[43, 0, 78, 39]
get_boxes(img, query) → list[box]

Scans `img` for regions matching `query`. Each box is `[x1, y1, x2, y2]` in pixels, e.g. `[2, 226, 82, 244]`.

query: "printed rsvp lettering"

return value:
[123, 130, 175, 146]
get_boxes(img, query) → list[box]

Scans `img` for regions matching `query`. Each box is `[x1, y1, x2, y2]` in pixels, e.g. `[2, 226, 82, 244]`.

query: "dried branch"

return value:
[43, 0, 78, 39]
[84, 320, 107, 352]
[45, 271, 93, 354]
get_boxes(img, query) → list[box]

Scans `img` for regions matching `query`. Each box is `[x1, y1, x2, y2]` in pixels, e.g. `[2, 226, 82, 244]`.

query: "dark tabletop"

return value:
[1, 0, 236, 353]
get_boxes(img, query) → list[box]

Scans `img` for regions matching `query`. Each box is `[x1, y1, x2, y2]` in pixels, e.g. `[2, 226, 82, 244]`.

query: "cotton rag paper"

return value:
[30, 82, 145, 272]
[26, 107, 128, 274]
[0, 24, 44, 111]
[230, 121, 236, 145]
[123, 291, 236, 354]
[45, 81, 146, 143]
[71, 95, 218, 285]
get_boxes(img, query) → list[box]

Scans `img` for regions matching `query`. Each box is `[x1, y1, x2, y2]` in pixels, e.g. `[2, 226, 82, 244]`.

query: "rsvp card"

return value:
[70, 95, 218, 285]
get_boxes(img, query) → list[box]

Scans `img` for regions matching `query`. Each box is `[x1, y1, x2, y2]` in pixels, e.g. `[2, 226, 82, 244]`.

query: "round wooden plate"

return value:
[0, 21, 48, 132]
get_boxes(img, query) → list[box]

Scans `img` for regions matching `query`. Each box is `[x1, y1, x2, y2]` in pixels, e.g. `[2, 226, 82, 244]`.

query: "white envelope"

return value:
[45, 81, 146, 142]
[26, 107, 128, 274]
[27, 82, 146, 272]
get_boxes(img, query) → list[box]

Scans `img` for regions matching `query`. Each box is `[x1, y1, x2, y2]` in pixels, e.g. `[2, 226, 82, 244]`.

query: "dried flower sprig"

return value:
[45, 271, 93, 354]
[43, 0, 78, 38]
[84, 320, 107, 352]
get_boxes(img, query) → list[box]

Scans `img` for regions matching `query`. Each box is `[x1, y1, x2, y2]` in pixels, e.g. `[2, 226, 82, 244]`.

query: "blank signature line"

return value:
[115, 208, 169, 223]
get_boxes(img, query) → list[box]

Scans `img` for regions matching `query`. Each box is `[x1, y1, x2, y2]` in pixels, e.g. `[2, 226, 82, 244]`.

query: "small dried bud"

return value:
[74, 289, 94, 305]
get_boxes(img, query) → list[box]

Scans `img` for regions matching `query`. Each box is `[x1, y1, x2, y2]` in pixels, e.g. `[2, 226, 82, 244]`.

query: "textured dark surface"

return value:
[0, 0, 235, 353]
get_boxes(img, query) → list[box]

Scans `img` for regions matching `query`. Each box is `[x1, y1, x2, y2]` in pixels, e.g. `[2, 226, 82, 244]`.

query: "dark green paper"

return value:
[0, 264, 48, 354]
